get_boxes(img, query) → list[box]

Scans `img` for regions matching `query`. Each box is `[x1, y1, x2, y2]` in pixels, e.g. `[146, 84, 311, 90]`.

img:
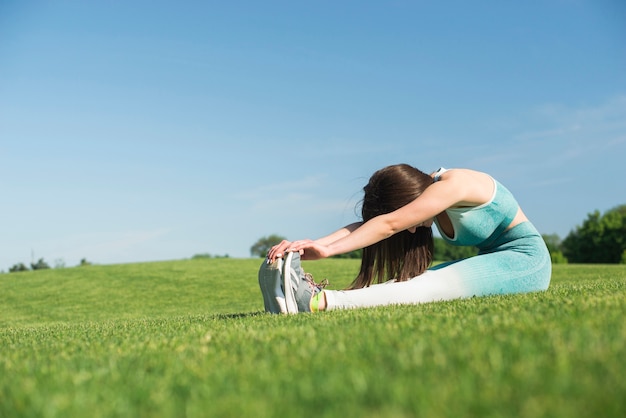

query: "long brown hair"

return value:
[349, 164, 434, 289]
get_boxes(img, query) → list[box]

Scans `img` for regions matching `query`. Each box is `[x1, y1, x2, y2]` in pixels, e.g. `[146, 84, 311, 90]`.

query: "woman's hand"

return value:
[266, 239, 333, 262]
[266, 240, 294, 262]
[289, 240, 332, 261]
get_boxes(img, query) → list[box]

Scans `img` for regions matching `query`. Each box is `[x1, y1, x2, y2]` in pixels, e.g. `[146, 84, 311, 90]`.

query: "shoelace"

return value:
[304, 273, 329, 290]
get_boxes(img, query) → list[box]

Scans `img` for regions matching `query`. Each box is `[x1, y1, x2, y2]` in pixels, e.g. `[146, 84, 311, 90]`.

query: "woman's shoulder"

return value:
[431, 167, 490, 181]
[430, 168, 495, 206]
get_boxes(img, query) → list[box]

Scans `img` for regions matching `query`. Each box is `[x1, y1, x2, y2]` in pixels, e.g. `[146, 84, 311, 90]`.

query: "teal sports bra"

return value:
[432, 168, 519, 248]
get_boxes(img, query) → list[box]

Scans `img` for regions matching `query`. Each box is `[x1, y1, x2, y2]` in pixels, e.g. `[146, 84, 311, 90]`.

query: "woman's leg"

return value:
[324, 224, 551, 310]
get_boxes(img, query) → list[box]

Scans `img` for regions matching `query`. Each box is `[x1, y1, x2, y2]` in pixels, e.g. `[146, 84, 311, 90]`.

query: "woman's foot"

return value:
[258, 251, 328, 314]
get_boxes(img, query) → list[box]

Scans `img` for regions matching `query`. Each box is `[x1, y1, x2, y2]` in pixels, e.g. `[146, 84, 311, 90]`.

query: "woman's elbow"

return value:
[383, 217, 406, 237]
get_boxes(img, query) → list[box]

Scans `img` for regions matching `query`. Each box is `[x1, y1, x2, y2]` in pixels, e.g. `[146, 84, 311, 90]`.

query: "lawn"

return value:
[1, 259, 624, 417]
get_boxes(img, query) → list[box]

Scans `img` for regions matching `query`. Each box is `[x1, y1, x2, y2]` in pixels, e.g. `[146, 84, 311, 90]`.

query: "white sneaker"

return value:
[258, 252, 327, 314]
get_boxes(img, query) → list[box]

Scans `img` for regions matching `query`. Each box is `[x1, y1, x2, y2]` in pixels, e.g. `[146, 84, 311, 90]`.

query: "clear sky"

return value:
[1, 0, 625, 269]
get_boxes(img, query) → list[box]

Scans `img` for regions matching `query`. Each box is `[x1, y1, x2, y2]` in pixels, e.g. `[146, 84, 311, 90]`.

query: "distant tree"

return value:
[54, 259, 66, 269]
[9, 263, 29, 273]
[192, 253, 212, 259]
[542, 234, 568, 264]
[79, 258, 92, 267]
[562, 205, 626, 263]
[331, 249, 363, 259]
[433, 237, 478, 262]
[542, 234, 561, 253]
[191, 253, 230, 259]
[250, 234, 287, 258]
[31, 258, 51, 270]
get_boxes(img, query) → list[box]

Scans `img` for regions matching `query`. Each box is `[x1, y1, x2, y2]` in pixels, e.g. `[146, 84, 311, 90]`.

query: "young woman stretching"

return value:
[258, 164, 551, 313]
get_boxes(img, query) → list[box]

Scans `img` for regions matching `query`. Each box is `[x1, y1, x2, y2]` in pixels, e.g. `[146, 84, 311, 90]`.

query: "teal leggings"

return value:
[324, 222, 552, 310]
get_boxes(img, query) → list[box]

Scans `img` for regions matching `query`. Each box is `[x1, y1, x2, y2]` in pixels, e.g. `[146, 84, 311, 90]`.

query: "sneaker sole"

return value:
[283, 252, 298, 314]
[258, 257, 287, 314]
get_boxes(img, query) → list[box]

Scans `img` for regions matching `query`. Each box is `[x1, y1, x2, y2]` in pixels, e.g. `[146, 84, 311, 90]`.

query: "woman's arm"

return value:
[280, 169, 493, 260]
[266, 222, 363, 262]
[314, 222, 363, 246]
[290, 174, 471, 259]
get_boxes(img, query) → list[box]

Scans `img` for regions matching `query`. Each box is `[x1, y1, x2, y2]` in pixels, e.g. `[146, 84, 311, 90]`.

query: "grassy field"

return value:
[1, 259, 625, 418]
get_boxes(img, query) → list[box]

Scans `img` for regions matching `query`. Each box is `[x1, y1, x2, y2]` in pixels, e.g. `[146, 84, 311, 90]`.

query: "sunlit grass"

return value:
[1, 260, 624, 417]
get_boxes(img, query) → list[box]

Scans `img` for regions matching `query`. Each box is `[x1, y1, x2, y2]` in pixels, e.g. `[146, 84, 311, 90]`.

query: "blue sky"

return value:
[1, 1, 625, 269]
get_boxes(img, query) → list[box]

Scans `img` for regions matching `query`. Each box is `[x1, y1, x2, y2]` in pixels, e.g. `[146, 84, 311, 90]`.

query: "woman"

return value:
[258, 164, 551, 313]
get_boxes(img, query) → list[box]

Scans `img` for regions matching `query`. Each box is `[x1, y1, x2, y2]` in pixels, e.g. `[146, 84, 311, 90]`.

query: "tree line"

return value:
[4, 205, 623, 273]
[250, 204, 626, 264]
[4, 258, 93, 273]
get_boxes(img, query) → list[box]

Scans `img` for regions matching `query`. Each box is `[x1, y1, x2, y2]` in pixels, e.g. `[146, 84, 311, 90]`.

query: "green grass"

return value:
[1, 260, 625, 417]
